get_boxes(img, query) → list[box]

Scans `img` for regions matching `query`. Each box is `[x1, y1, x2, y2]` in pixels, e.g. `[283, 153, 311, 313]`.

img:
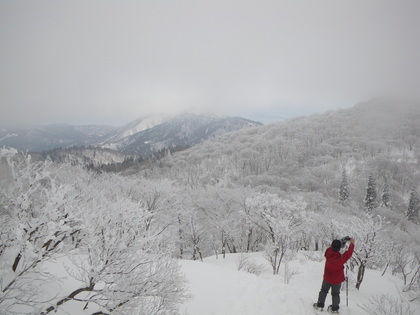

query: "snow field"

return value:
[5, 250, 419, 315]
[180, 260, 303, 315]
[179, 251, 420, 315]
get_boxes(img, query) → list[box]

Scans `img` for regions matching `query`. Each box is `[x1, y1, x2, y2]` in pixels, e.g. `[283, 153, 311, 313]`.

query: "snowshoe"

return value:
[313, 303, 323, 311]
[327, 305, 339, 313]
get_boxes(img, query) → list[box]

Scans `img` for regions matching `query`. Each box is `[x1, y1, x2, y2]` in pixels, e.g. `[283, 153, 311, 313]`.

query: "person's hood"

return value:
[325, 247, 340, 259]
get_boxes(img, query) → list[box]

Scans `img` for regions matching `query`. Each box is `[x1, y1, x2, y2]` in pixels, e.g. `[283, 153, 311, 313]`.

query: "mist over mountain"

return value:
[138, 97, 420, 214]
[99, 115, 170, 145]
[0, 112, 261, 155]
[103, 112, 261, 154]
[0, 124, 116, 152]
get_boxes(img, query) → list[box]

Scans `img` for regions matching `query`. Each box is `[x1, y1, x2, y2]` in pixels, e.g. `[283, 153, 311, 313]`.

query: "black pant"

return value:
[317, 280, 341, 310]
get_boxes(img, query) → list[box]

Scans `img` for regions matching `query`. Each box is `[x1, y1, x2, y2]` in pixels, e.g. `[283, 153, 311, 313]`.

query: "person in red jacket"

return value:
[314, 237, 355, 313]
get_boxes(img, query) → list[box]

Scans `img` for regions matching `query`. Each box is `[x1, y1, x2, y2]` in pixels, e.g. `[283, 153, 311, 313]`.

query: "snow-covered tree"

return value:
[406, 188, 419, 222]
[381, 178, 392, 208]
[178, 190, 207, 261]
[0, 150, 187, 314]
[0, 150, 82, 313]
[325, 212, 384, 290]
[339, 170, 350, 205]
[390, 244, 418, 287]
[185, 209, 205, 262]
[126, 178, 178, 233]
[51, 183, 187, 315]
[364, 174, 377, 212]
[237, 188, 264, 253]
[245, 193, 307, 275]
[351, 214, 384, 290]
[193, 186, 246, 258]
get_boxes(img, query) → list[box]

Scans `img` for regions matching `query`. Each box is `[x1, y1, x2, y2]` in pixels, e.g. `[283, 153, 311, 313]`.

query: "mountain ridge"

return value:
[0, 112, 262, 155]
[138, 98, 420, 214]
[114, 113, 261, 154]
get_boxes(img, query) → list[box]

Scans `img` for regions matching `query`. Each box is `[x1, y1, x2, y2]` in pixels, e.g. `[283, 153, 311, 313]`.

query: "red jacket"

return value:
[323, 243, 354, 285]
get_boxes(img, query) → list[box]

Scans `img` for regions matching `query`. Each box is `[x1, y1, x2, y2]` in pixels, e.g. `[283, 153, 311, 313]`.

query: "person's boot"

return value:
[313, 302, 324, 311]
[327, 305, 339, 313]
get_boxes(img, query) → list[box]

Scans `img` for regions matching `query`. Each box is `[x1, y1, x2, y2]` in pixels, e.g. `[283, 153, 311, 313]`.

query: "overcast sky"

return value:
[1, 0, 419, 126]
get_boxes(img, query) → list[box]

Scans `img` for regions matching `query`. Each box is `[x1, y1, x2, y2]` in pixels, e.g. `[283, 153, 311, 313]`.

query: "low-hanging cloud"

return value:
[1, 0, 419, 126]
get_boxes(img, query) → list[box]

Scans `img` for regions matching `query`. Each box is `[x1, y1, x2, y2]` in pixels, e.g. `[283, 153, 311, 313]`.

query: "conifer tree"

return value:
[364, 174, 377, 212]
[381, 178, 391, 208]
[339, 170, 349, 205]
[406, 188, 419, 222]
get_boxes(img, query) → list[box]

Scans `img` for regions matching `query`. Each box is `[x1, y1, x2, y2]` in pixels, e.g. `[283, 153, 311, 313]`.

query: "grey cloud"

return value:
[1, 0, 419, 126]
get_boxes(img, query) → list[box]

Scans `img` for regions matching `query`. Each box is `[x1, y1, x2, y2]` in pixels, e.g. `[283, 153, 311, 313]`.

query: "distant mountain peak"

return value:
[100, 114, 172, 146]
[98, 112, 262, 154]
[0, 112, 261, 154]
[180, 108, 222, 118]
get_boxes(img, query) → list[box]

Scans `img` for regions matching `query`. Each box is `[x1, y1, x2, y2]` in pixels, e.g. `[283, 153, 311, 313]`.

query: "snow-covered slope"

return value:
[99, 115, 170, 147]
[100, 112, 261, 154]
[179, 251, 419, 315]
[46, 251, 419, 314]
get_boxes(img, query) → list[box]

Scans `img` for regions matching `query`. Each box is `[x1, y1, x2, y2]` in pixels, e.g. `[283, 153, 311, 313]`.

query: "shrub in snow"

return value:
[236, 253, 266, 276]
[302, 251, 324, 262]
[361, 293, 414, 315]
[283, 260, 300, 284]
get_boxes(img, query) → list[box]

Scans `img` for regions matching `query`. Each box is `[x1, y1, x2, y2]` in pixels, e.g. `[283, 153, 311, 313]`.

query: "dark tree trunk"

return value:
[356, 262, 366, 290]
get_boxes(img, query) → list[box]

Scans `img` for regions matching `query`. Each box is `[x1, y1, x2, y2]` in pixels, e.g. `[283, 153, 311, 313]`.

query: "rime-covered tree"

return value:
[194, 186, 249, 257]
[334, 214, 384, 290]
[339, 170, 349, 205]
[364, 174, 377, 212]
[353, 215, 384, 290]
[406, 188, 419, 222]
[245, 193, 307, 275]
[0, 149, 83, 313]
[0, 149, 187, 314]
[185, 207, 205, 262]
[53, 180, 187, 315]
[381, 178, 391, 208]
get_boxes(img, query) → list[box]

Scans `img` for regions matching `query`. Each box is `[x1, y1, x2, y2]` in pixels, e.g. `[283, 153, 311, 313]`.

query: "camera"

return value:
[341, 236, 351, 247]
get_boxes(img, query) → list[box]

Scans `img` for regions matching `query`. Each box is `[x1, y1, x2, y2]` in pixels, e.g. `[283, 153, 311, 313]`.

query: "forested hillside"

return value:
[148, 98, 419, 216]
[1, 98, 419, 314]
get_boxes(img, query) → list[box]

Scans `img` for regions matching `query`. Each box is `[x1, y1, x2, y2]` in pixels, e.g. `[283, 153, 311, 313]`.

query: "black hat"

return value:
[332, 240, 342, 252]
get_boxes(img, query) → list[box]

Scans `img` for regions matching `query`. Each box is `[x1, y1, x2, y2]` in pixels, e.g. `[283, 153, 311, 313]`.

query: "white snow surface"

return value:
[179, 251, 419, 315]
[24, 251, 419, 315]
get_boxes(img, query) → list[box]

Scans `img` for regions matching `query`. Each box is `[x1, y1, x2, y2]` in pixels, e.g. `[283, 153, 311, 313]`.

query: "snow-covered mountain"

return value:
[0, 124, 116, 152]
[0, 113, 261, 155]
[99, 115, 170, 146]
[101, 112, 261, 154]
